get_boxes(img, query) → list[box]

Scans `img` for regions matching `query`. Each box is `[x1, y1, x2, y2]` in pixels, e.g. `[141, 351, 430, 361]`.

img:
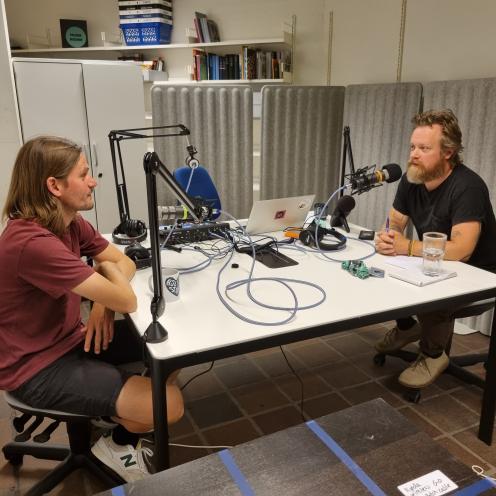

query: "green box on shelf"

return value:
[60, 19, 88, 48]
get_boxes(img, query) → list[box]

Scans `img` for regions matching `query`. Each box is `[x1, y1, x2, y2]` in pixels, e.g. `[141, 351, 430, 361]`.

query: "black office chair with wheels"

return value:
[374, 299, 494, 403]
[2, 392, 124, 496]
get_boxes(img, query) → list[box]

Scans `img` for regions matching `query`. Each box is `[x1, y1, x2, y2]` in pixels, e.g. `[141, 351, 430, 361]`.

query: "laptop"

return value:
[245, 194, 315, 234]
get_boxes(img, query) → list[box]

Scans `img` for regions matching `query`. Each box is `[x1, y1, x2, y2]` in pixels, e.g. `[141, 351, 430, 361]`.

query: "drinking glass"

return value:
[422, 232, 447, 276]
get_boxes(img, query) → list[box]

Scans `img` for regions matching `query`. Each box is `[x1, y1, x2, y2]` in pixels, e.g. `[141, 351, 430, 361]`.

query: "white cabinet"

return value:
[13, 58, 148, 233]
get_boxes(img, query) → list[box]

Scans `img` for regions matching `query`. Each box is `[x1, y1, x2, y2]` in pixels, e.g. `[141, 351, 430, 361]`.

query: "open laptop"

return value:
[245, 194, 315, 234]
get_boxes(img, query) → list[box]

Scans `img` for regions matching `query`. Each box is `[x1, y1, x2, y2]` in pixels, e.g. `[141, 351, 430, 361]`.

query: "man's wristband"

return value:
[407, 239, 414, 256]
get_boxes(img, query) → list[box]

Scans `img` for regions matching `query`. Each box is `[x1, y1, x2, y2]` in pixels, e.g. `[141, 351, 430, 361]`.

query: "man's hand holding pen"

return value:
[375, 217, 409, 256]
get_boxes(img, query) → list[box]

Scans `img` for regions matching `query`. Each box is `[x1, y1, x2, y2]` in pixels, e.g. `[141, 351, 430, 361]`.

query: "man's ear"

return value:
[46, 177, 62, 197]
[443, 147, 454, 161]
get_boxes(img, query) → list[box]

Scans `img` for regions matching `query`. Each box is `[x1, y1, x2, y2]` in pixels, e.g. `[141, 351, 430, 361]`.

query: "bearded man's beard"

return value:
[406, 158, 446, 184]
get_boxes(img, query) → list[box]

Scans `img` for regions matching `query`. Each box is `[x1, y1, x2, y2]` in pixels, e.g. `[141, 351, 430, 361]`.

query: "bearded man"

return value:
[374, 109, 496, 388]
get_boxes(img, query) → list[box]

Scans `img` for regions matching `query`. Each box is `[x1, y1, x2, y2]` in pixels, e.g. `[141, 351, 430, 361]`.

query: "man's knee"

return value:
[167, 384, 184, 424]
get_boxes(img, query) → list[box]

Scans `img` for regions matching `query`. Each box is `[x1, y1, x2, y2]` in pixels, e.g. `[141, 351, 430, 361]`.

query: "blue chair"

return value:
[173, 166, 221, 220]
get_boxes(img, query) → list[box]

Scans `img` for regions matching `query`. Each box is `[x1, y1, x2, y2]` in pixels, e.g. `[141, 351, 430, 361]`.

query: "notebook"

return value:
[245, 195, 315, 235]
[385, 256, 457, 287]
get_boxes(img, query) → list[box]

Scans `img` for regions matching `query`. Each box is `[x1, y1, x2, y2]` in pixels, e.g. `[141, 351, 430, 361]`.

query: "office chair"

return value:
[373, 299, 494, 403]
[2, 392, 124, 496]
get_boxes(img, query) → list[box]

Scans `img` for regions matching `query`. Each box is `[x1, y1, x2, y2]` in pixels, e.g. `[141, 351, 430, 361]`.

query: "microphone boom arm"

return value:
[108, 125, 206, 344]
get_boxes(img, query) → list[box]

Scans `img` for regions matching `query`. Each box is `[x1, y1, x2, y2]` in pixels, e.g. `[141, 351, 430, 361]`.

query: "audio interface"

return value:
[159, 222, 231, 245]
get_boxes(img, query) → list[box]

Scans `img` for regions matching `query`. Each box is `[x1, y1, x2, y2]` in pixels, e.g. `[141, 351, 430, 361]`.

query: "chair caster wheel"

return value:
[403, 389, 421, 404]
[373, 353, 386, 366]
[5, 453, 23, 466]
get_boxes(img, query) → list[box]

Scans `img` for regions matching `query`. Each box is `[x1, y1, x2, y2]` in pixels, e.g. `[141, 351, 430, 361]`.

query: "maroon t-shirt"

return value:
[0, 216, 109, 390]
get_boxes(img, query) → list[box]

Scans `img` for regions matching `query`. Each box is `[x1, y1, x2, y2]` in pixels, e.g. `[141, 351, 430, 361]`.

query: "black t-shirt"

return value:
[393, 164, 496, 272]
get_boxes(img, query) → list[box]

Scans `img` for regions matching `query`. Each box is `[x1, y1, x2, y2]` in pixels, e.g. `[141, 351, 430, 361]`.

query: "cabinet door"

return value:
[13, 61, 97, 227]
[82, 63, 147, 234]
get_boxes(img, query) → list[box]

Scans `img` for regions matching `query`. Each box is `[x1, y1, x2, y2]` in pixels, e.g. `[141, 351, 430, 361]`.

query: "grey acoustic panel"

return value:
[343, 83, 423, 231]
[260, 85, 345, 203]
[423, 78, 496, 335]
[151, 85, 253, 218]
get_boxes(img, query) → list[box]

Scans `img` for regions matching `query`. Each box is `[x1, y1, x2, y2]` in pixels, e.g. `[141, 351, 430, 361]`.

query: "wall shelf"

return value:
[153, 76, 291, 85]
[11, 34, 292, 55]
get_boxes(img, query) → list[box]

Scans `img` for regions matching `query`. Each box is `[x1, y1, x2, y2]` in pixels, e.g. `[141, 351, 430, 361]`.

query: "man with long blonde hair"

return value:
[0, 136, 183, 481]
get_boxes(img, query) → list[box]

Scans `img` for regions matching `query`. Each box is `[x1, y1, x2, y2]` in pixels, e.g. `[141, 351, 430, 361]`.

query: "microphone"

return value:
[348, 163, 402, 194]
[330, 195, 356, 233]
[157, 204, 218, 223]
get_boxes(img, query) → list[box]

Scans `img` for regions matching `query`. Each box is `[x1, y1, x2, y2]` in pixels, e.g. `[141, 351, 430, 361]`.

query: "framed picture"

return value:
[60, 19, 88, 48]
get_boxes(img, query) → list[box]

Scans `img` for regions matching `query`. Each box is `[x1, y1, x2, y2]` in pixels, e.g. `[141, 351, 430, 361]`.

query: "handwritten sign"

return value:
[398, 470, 458, 496]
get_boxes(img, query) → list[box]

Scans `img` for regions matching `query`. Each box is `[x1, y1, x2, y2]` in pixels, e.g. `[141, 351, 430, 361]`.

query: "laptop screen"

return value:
[245, 195, 315, 234]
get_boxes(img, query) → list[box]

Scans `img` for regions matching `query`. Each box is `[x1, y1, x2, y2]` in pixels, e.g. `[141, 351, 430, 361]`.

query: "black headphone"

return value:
[124, 242, 152, 270]
[112, 219, 147, 245]
[299, 222, 347, 251]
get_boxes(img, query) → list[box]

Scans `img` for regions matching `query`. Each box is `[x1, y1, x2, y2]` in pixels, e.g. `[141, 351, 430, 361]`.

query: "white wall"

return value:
[402, 0, 496, 82]
[325, 0, 403, 86]
[0, 0, 21, 224]
[325, 0, 496, 86]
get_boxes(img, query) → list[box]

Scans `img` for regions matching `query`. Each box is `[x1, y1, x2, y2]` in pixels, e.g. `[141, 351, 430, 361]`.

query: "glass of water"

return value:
[422, 232, 447, 276]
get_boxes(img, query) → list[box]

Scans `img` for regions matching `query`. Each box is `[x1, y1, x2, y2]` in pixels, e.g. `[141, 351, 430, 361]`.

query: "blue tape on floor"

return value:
[454, 478, 496, 495]
[306, 420, 387, 496]
[218, 449, 255, 496]
[111, 486, 126, 496]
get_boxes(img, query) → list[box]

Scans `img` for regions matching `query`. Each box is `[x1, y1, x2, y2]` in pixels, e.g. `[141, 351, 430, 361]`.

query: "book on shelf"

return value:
[119, 4, 172, 12]
[190, 46, 289, 81]
[193, 12, 221, 44]
[120, 17, 172, 25]
[120, 12, 172, 21]
[194, 12, 209, 43]
[193, 18, 203, 42]
[244, 47, 257, 79]
[118, 0, 172, 7]
[207, 19, 220, 42]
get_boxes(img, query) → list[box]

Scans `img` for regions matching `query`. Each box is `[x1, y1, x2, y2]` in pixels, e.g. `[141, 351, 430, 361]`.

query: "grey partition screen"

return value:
[343, 83, 422, 230]
[151, 84, 253, 218]
[423, 78, 496, 335]
[260, 85, 345, 203]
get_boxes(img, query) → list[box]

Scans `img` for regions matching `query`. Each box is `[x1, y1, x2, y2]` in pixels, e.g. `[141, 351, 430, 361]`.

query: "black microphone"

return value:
[349, 163, 402, 194]
[157, 203, 218, 223]
[330, 195, 356, 233]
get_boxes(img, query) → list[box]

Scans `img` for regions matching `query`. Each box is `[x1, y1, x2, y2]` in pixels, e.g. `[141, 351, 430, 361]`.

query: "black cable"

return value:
[180, 362, 215, 391]
[279, 346, 307, 422]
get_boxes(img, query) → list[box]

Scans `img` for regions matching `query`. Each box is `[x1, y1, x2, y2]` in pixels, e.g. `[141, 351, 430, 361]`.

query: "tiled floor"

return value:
[1, 323, 495, 495]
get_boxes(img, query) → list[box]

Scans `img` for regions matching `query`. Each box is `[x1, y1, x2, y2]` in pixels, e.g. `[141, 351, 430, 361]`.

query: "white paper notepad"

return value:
[385, 256, 457, 287]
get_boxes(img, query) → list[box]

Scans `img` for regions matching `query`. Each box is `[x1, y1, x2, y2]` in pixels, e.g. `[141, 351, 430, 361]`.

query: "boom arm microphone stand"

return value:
[340, 125, 383, 196]
[108, 125, 209, 343]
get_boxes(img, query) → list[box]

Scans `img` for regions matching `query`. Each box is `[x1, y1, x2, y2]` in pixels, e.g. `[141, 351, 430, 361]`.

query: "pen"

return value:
[385, 217, 390, 232]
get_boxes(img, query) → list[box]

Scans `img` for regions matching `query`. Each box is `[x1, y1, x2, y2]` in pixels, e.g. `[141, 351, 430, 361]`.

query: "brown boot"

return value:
[398, 352, 449, 388]
[374, 322, 421, 353]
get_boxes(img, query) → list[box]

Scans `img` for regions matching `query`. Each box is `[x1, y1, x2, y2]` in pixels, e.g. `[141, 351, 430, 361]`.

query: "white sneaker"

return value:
[91, 434, 154, 482]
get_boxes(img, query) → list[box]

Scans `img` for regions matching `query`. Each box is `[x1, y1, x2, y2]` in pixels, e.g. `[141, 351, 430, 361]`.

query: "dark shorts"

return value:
[11, 320, 144, 417]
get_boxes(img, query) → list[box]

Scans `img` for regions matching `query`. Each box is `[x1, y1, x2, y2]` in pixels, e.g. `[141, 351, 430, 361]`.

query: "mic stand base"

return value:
[145, 321, 168, 343]
[330, 215, 351, 233]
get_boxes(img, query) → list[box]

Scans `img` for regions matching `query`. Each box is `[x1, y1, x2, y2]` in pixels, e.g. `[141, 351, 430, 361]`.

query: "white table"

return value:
[120, 228, 496, 471]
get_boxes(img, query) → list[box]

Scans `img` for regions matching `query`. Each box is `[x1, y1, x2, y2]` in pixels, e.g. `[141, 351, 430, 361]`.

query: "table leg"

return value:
[150, 357, 170, 471]
[478, 301, 496, 444]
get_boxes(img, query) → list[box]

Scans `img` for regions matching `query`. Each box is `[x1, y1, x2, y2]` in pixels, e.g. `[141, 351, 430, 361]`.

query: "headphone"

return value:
[298, 222, 347, 251]
[112, 219, 147, 245]
[124, 242, 152, 270]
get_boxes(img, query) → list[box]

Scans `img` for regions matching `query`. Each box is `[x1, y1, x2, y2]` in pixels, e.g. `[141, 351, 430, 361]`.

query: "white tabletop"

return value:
[115, 227, 496, 362]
